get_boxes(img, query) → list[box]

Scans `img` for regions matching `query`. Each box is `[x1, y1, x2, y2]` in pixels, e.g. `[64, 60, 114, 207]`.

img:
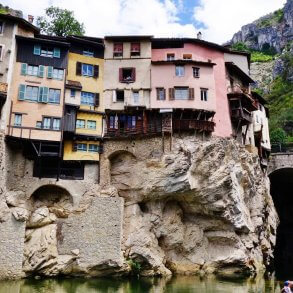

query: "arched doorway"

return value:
[270, 168, 293, 279]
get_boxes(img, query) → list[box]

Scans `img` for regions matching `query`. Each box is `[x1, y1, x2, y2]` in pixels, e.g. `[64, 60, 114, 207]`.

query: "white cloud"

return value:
[2, 0, 286, 43]
[194, 0, 287, 44]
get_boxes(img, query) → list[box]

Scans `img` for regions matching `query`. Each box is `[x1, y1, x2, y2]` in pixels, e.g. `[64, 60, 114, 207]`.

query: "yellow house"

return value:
[63, 36, 104, 161]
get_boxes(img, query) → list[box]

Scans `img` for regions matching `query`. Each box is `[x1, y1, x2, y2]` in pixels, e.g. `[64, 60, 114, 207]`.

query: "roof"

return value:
[225, 62, 254, 84]
[0, 13, 39, 33]
[152, 59, 216, 67]
[16, 35, 70, 47]
[66, 35, 104, 48]
[251, 91, 267, 105]
[105, 35, 153, 41]
[65, 80, 82, 90]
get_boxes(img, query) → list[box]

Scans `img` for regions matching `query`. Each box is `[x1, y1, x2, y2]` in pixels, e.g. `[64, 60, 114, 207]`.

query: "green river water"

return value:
[0, 276, 286, 293]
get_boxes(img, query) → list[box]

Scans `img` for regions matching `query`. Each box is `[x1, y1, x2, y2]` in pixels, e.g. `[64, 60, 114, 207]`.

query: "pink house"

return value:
[151, 38, 248, 138]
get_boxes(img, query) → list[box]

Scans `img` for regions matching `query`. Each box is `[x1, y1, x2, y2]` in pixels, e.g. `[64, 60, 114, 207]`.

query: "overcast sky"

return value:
[3, 0, 286, 44]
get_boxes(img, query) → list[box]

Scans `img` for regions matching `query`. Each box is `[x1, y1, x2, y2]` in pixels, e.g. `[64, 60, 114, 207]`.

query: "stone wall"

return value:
[268, 153, 293, 175]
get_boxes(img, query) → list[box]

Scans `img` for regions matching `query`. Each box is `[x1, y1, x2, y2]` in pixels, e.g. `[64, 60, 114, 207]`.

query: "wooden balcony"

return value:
[230, 107, 252, 124]
[173, 119, 215, 132]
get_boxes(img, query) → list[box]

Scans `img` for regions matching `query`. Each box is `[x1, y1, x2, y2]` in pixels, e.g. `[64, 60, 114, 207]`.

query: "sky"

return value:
[2, 0, 287, 44]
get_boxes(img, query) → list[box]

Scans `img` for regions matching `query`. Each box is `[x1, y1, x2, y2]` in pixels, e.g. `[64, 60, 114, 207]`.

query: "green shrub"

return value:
[270, 128, 287, 143]
[127, 259, 142, 276]
[251, 51, 274, 62]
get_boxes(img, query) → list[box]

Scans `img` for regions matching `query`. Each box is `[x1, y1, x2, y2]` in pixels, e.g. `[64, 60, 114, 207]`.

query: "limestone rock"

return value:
[5, 190, 26, 208]
[12, 207, 29, 222]
[27, 207, 57, 228]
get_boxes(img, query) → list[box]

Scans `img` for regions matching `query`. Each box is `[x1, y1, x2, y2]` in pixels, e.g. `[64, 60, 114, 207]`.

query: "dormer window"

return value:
[183, 54, 192, 60]
[113, 43, 123, 57]
[33, 45, 60, 58]
[167, 53, 175, 61]
[41, 47, 53, 58]
[131, 43, 140, 57]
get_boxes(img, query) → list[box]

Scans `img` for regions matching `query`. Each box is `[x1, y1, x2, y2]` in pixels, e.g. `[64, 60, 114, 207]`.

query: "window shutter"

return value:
[53, 48, 61, 58]
[131, 68, 136, 81]
[156, 88, 160, 100]
[42, 87, 49, 103]
[189, 88, 194, 100]
[119, 68, 123, 82]
[33, 45, 41, 55]
[21, 63, 27, 76]
[93, 65, 99, 78]
[94, 93, 100, 107]
[163, 89, 166, 100]
[38, 65, 45, 77]
[38, 87, 43, 102]
[169, 88, 174, 100]
[76, 62, 82, 75]
[18, 84, 25, 100]
[47, 66, 53, 78]
[72, 143, 77, 152]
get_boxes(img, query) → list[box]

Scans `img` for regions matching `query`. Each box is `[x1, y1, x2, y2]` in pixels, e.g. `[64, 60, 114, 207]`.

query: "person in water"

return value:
[281, 281, 292, 293]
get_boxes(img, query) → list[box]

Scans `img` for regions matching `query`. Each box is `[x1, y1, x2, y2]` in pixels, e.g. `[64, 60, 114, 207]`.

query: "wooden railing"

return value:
[0, 82, 8, 94]
[230, 107, 252, 123]
[173, 119, 215, 132]
[227, 84, 250, 95]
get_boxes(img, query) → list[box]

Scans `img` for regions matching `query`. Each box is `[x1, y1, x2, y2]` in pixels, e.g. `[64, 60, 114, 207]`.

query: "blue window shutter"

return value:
[33, 45, 41, 55]
[42, 87, 49, 103]
[38, 87, 43, 102]
[38, 65, 45, 77]
[53, 48, 60, 58]
[18, 84, 26, 100]
[47, 66, 53, 78]
[21, 63, 27, 76]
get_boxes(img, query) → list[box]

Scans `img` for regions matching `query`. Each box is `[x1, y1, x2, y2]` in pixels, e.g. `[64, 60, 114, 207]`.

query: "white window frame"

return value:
[175, 65, 184, 77]
[87, 120, 96, 129]
[200, 88, 208, 101]
[174, 87, 189, 100]
[14, 114, 22, 127]
[76, 119, 85, 129]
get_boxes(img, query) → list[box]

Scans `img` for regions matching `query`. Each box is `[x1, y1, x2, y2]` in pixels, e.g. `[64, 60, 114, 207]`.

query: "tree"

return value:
[37, 6, 85, 37]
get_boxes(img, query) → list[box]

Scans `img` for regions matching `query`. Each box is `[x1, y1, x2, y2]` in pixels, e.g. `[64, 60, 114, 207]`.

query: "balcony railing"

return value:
[173, 119, 215, 132]
[227, 84, 250, 95]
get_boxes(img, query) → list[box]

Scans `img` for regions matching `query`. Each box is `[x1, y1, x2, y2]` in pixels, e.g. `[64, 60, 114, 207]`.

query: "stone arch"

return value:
[269, 167, 293, 278]
[268, 154, 293, 175]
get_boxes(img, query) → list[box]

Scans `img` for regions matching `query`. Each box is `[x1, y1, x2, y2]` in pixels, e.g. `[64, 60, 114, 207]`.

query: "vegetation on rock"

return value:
[257, 9, 284, 28]
[37, 6, 85, 37]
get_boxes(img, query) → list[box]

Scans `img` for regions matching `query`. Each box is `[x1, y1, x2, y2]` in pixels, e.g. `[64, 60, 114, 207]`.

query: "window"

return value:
[36, 121, 42, 128]
[0, 45, 3, 60]
[14, 114, 22, 126]
[27, 65, 39, 76]
[116, 90, 124, 102]
[81, 91, 95, 106]
[131, 43, 140, 57]
[87, 120, 96, 129]
[113, 43, 123, 57]
[25, 86, 38, 101]
[52, 118, 61, 130]
[76, 119, 85, 128]
[83, 49, 94, 57]
[0, 22, 4, 34]
[200, 88, 208, 101]
[175, 65, 184, 77]
[120, 68, 135, 82]
[70, 89, 76, 97]
[48, 89, 61, 104]
[82, 64, 94, 77]
[156, 88, 165, 100]
[193, 67, 200, 78]
[183, 54, 192, 60]
[174, 87, 189, 100]
[53, 68, 63, 80]
[43, 117, 51, 129]
[88, 144, 99, 152]
[133, 91, 139, 104]
[41, 47, 53, 58]
[77, 143, 87, 152]
[167, 53, 175, 61]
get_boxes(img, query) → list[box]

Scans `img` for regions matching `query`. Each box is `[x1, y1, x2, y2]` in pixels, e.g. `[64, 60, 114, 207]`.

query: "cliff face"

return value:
[230, 0, 293, 53]
[0, 136, 278, 279]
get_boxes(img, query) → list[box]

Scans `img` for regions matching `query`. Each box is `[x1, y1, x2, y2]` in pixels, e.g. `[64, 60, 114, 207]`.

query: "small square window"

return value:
[167, 53, 175, 61]
[183, 54, 192, 60]
[70, 89, 76, 97]
[88, 144, 99, 152]
[76, 119, 85, 128]
[116, 90, 124, 102]
[156, 88, 165, 100]
[175, 66, 184, 77]
[77, 143, 87, 152]
[120, 68, 135, 83]
[87, 120, 96, 129]
[131, 43, 140, 57]
[193, 67, 200, 78]
[14, 114, 22, 127]
[113, 43, 123, 57]
[82, 64, 94, 77]
[200, 88, 208, 101]
[83, 49, 94, 57]
[36, 121, 42, 128]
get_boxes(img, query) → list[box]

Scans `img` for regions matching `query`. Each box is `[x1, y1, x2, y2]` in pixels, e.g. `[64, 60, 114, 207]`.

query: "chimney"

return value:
[28, 15, 34, 23]
[197, 31, 202, 40]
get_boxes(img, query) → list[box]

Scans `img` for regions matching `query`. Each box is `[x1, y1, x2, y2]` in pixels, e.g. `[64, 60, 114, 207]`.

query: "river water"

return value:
[0, 276, 285, 293]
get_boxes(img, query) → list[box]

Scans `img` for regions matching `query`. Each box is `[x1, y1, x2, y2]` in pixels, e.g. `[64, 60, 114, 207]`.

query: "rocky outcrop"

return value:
[0, 136, 278, 279]
[230, 0, 293, 53]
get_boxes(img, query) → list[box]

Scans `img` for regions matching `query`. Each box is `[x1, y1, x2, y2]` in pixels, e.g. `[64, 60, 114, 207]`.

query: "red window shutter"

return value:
[189, 88, 194, 100]
[76, 62, 82, 75]
[169, 88, 174, 100]
[94, 65, 99, 78]
[163, 89, 166, 100]
[131, 68, 136, 81]
[114, 43, 123, 52]
[119, 68, 123, 82]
